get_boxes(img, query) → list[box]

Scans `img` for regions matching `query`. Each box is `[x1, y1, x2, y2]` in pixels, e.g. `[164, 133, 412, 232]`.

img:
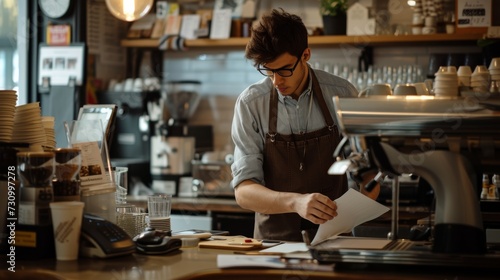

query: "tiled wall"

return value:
[163, 43, 481, 152]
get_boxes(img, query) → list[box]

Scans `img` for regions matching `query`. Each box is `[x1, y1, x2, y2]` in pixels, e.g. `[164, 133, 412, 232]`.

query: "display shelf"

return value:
[120, 33, 484, 49]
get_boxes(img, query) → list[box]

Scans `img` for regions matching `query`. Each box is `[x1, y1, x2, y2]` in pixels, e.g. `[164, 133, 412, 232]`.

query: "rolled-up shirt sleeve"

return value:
[230, 86, 268, 188]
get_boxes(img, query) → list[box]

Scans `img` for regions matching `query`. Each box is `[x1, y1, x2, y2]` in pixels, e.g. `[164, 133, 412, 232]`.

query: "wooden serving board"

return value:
[198, 237, 263, 251]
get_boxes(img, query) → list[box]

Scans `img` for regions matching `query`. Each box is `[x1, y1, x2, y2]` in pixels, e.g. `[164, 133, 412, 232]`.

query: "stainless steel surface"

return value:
[310, 239, 500, 268]
[327, 96, 500, 256]
[191, 160, 234, 197]
[332, 96, 500, 137]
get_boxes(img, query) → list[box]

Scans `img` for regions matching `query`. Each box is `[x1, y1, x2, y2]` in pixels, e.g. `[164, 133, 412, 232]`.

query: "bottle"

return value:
[491, 174, 500, 200]
[481, 174, 489, 200]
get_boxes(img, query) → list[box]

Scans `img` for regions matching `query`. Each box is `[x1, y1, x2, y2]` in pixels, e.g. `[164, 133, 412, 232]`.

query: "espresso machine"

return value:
[310, 96, 500, 268]
[150, 81, 201, 196]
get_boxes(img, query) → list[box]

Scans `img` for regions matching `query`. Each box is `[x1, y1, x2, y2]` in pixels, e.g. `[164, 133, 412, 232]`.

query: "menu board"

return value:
[456, 0, 491, 28]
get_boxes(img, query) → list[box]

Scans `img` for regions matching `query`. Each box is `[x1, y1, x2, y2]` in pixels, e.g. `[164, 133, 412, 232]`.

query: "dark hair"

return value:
[245, 8, 308, 67]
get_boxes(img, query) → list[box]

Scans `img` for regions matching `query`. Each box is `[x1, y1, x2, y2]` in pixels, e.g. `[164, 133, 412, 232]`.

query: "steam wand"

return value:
[364, 171, 385, 192]
[364, 170, 399, 241]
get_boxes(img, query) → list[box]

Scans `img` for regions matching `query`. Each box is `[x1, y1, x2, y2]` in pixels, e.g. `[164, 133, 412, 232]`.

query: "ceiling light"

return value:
[105, 0, 153, 22]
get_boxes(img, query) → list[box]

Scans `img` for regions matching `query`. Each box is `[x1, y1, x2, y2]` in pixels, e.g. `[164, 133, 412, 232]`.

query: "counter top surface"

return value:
[3, 246, 499, 280]
[128, 195, 252, 213]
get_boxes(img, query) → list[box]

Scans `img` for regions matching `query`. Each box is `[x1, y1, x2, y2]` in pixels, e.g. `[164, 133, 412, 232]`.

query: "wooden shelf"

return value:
[121, 33, 484, 49]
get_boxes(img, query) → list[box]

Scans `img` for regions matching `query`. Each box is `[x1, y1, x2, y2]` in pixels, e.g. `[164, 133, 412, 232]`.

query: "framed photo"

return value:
[38, 43, 86, 86]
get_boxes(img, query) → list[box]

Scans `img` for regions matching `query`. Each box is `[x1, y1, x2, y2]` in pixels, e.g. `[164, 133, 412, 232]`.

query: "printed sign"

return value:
[456, 0, 491, 28]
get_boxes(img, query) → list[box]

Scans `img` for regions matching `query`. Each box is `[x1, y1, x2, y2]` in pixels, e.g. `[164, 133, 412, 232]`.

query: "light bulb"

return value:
[105, 0, 153, 22]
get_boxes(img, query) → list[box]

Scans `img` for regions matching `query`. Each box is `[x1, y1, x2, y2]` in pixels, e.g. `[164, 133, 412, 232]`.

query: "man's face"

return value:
[261, 51, 309, 99]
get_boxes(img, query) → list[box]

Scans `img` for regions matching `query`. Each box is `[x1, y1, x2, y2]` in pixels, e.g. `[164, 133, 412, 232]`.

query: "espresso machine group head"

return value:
[329, 96, 500, 256]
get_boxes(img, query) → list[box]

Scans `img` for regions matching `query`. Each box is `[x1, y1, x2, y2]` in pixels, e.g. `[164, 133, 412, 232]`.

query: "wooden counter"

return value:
[127, 196, 252, 214]
[2, 246, 498, 280]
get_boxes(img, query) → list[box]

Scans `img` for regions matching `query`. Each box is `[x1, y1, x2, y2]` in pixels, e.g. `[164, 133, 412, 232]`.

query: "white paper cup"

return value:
[50, 201, 85, 261]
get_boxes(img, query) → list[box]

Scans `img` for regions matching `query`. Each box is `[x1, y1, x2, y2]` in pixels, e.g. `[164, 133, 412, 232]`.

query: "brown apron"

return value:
[255, 70, 347, 242]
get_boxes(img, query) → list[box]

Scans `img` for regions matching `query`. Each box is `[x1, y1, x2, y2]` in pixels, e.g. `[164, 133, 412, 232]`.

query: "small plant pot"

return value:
[322, 14, 347, 35]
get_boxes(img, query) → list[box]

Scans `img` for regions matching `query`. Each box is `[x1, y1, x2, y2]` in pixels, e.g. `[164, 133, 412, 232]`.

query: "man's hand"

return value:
[293, 193, 338, 224]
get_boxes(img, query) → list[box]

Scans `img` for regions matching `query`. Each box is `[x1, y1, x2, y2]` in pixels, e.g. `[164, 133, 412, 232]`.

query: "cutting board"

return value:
[198, 237, 263, 250]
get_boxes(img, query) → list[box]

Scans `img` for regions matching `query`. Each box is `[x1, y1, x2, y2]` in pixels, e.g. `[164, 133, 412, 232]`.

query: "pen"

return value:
[261, 239, 284, 244]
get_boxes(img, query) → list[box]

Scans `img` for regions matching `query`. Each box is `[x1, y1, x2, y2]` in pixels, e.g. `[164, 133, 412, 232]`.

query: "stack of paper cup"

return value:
[489, 57, 500, 83]
[471, 65, 490, 92]
[0, 90, 17, 142]
[457, 66, 472, 87]
[433, 66, 458, 97]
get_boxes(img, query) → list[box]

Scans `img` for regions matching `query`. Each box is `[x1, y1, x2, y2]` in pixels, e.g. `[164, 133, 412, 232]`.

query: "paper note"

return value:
[260, 243, 308, 254]
[180, 14, 201, 39]
[210, 9, 232, 39]
[311, 189, 389, 245]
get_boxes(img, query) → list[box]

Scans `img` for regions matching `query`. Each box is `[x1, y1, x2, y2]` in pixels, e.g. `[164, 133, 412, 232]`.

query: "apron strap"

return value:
[310, 69, 335, 128]
[268, 68, 336, 136]
[268, 87, 278, 139]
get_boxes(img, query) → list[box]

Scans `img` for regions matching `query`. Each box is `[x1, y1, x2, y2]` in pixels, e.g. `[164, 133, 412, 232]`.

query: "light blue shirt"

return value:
[231, 67, 358, 188]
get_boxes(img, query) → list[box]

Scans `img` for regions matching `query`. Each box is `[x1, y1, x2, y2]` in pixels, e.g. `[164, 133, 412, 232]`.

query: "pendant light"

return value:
[105, 0, 154, 22]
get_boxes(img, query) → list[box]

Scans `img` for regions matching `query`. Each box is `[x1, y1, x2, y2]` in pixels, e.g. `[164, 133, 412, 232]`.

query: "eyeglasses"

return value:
[257, 57, 301, 77]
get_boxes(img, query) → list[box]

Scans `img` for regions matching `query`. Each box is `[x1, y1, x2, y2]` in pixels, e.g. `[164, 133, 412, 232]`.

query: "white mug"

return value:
[358, 83, 392, 97]
[393, 84, 417, 96]
[411, 82, 430, 95]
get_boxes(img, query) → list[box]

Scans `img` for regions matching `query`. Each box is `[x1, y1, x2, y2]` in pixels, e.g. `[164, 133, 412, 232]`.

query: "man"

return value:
[231, 8, 378, 242]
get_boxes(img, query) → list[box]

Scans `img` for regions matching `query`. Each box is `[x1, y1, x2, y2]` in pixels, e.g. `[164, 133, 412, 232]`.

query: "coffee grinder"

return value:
[150, 81, 200, 196]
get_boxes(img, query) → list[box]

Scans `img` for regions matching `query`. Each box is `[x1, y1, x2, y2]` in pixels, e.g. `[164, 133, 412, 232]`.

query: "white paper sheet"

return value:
[317, 236, 392, 250]
[260, 243, 308, 254]
[217, 254, 286, 269]
[311, 189, 389, 245]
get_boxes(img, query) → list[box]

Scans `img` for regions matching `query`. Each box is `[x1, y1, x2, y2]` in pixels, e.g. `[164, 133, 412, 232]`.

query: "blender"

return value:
[150, 81, 201, 196]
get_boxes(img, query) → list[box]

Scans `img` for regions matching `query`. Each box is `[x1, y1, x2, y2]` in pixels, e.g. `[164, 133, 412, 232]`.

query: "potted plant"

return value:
[320, 0, 349, 35]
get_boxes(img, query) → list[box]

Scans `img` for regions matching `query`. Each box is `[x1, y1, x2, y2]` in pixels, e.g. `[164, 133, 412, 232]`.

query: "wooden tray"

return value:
[198, 237, 263, 251]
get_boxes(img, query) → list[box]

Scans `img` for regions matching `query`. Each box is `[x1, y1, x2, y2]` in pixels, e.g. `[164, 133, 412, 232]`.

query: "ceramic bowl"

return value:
[491, 74, 500, 81]
[470, 81, 489, 88]
[489, 57, 500, 70]
[393, 84, 417, 96]
[473, 65, 489, 74]
[434, 88, 458, 96]
[457, 66, 472, 76]
[447, 66, 457, 73]
[470, 75, 489, 82]
[434, 80, 458, 87]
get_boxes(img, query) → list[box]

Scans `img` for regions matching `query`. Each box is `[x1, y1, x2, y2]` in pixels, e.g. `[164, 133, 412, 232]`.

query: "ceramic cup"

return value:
[411, 82, 430, 95]
[473, 65, 489, 75]
[489, 57, 500, 70]
[393, 84, 417, 96]
[457, 66, 472, 76]
[358, 83, 392, 97]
